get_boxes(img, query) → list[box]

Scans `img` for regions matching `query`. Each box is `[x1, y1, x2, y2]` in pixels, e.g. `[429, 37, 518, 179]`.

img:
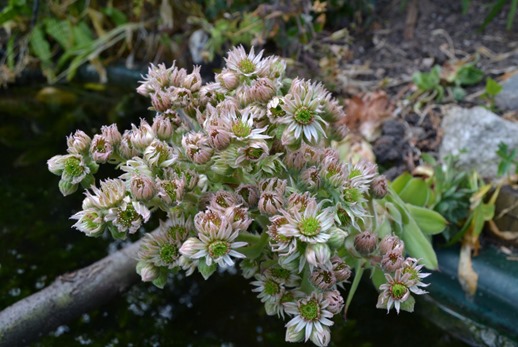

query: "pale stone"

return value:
[439, 106, 518, 179]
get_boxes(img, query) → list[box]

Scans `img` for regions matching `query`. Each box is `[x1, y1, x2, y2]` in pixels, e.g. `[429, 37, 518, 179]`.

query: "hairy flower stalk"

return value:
[49, 45, 433, 347]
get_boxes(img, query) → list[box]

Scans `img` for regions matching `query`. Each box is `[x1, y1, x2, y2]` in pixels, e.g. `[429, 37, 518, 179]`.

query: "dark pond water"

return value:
[0, 83, 469, 346]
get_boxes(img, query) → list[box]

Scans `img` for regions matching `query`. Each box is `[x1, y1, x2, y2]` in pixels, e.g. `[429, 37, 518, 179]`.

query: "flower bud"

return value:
[311, 268, 336, 290]
[381, 252, 405, 273]
[217, 68, 239, 91]
[305, 243, 331, 268]
[101, 124, 122, 146]
[130, 175, 157, 201]
[258, 191, 284, 215]
[371, 175, 388, 199]
[138, 262, 159, 282]
[59, 179, 78, 196]
[331, 255, 352, 282]
[183, 66, 202, 91]
[152, 114, 175, 141]
[323, 290, 344, 315]
[354, 230, 378, 256]
[130, 120, 155, 151]
[236, 184, 260, 207]
[327, 227, 348, 250]
[66, 130, 91, 154]
[90, 134, 113, 163]
[379, 235, 404, 255]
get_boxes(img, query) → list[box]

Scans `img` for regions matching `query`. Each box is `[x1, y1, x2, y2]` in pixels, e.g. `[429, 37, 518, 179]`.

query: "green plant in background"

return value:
[0, 0, 343, 85]
[411, 62, 484, 103]
[480, 77, 503, 111]
[496, 142, 518, 179]
[389, 154, 500, 296]
[463, 0, 518, 30]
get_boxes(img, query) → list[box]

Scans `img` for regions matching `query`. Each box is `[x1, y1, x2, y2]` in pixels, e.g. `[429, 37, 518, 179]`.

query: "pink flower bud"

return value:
[371, 175, 388, 199]
[323, 290, 344, 315]
[311, 268, 336, 290]
[354, 230, 378, 255]
[217, 68, 239, 90]
[66, 130, 91, 154]
[130, 175, 157, 201]
[331, 256, 352, 282]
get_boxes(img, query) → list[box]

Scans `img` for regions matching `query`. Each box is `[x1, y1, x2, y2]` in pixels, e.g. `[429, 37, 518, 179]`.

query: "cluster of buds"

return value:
[48, 46, 430, 347]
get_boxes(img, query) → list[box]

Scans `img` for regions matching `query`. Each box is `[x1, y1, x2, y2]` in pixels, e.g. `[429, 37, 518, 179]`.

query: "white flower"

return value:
[104, 196, 151, 234]
[279, 199, 335, 244]
[225, 45, 266, 77]
[179, 220, 247, 268]
[284, 293, 334, 347]
[70, 208, 104, 237]
[279, 79, 329, 144]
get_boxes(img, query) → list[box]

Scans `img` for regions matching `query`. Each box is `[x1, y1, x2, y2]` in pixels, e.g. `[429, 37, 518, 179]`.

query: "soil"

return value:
[312, 0, 518, 179]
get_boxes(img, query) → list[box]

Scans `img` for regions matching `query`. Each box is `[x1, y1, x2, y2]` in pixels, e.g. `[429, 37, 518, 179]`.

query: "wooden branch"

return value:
[0, 237, 145, 346]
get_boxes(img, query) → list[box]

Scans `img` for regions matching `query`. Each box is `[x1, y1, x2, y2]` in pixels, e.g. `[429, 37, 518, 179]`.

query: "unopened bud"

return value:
[323, 290, 344, 314]
[331, 256, 352, 282]
[311, 268, 336, 290]
[354, 230, 378, 255]
[371, 175, 388, 199]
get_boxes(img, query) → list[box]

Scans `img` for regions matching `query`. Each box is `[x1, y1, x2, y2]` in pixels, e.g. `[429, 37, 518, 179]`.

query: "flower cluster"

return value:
[48, 46, 430, 346]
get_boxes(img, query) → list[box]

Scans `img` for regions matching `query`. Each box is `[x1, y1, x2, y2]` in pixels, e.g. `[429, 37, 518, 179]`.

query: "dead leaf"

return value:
[458, 241, 478, 297]
[344, 91, 393, 142]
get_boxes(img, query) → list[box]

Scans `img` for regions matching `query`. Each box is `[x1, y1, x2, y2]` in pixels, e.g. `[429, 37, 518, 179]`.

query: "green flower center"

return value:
[163, 181, 178, 201]
[299, 217, 321, 237]
[269, 105, 285, 118]
[117, 204, 138, 228]
[299, 299, 320, 321]
[391, 283, 408, 299]
[280, 291, 294, 304]
[271, 267, 291, 280]
[348, 168, 362, 179]
[343, 187, 362, 203]
[159, 243, 178, 264]
[246, 147, 264, 160]
[403, 267, 419, 282]
[94, 138, 108, 153]
[294, 107, 314, 125]
[64, 157, 84, 177]
[264, 279, 281, 296]
[232, 121, 252, 138]
[238, 58, 256, 74]
[320, 270, 334, 284]
[168, 226, 188, 239]
[216, 195, 230, 208]
[207, 240, 230, 259]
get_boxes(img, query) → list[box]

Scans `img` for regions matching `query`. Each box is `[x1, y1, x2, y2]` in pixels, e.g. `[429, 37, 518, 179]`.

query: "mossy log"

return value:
[0, 237, 145, 346]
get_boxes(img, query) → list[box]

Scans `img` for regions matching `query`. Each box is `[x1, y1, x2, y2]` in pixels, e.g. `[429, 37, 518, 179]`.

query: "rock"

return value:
[495, 73, 518, 111]
[439, 106, 518, 180]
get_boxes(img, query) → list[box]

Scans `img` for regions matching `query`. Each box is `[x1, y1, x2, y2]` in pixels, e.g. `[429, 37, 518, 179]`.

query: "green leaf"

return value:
[102, 6, 128, 26]
[370, 266, 386, 289]
[30, 25, 52, 63]
[401, 218, 438, 270]
[237, 232, 268, 260]
[508, 0, 517, 30]
[400, 295, 415, 313]
[387, 191, 438, 269]
[481, 0, 506, 31]
[456, 64, 484, 86]
[485, 77, 503, 96]
[385, 201, 403, 226]
[391, 172, 412, 194]
[412, 66, 441, 91]
[152, 268, 168, 289]
[45, 18, 73, 49]
[397, 177, 432, 207]
[0, 8, 16, 25]
[406, 203, 448, 235]
[198, 260, 217, 280]
[461, 0, 471, 14]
